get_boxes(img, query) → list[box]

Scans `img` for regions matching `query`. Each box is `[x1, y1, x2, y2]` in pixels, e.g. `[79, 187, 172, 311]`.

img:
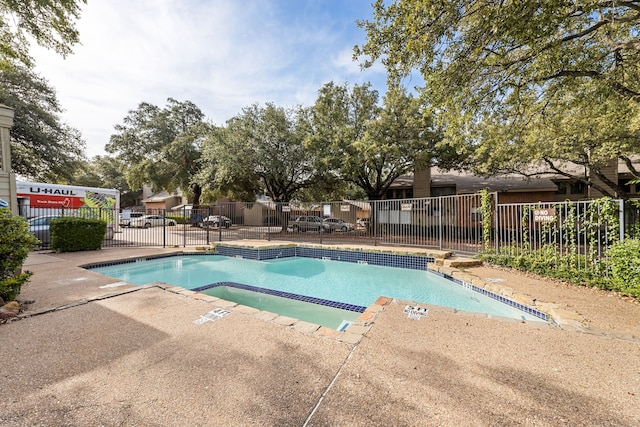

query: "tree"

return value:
[356, 1, 640, 198]
[0, 0, 86, 68]
[309, 82, 442, 199]
[106, 98, 208, 206]
[0, 65, 85, 181]
[72, 156, 140, 206]
[198, 103, 324, 203]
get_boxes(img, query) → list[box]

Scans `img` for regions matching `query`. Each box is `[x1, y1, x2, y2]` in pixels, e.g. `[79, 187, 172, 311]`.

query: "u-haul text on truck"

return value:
[16, 181, 120, 223]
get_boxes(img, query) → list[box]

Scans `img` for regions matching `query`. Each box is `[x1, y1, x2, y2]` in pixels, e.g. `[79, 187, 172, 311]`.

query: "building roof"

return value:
[342, 200, 371, 210]
[142, 190, 182, 203]
[431, 169, 558, 193]
[171, 204, 192, 211]
[390, 170, 558, 193]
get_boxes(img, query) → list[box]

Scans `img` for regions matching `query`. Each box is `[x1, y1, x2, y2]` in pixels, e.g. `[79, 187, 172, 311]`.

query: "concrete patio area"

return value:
[1, 246, 639, 426]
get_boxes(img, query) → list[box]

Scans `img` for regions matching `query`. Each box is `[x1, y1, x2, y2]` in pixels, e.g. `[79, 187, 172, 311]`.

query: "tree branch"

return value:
[620, 155, 640, 178]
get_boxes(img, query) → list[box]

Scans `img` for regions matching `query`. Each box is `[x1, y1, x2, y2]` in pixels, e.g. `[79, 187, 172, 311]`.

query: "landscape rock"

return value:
[1, 301, 20, 314]
[0, 310, 17, 319]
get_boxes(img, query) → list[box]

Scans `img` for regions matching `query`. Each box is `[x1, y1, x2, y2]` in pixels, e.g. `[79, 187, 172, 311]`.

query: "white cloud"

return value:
[30, 0, 387, 157]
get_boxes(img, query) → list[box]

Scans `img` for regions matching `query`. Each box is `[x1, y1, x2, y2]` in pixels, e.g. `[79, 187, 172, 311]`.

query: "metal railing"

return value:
[493, 199, 624, 272]
[20, 196, 638, 266]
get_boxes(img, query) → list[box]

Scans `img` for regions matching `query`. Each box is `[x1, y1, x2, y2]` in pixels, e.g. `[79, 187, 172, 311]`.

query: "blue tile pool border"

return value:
[214, 245, 433, 271]
[192, 281, 367, 313]
[83, 246, 549, 322]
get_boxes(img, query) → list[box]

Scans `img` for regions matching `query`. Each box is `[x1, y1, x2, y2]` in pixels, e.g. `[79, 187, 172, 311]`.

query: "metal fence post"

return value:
[438, 197, 442, 251]
[493, 192, 499, 253]
[162, 209, 166, 248]
[620, 199, 625, 242]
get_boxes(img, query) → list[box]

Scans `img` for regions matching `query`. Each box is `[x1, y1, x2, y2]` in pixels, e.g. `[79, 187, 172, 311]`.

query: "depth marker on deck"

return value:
[404, 305, 429, 320]
[194, 308, 231, 325]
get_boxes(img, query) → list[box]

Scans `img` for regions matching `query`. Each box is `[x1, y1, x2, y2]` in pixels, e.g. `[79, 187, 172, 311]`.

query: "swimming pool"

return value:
[89, 253, 547, 323]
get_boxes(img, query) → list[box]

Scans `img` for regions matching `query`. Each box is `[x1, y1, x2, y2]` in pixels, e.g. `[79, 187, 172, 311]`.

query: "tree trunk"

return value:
[191, 183, 202, 206]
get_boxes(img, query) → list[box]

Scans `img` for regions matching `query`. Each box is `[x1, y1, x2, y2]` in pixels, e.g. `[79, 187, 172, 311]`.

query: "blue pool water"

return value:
[205, 285, 362, 329]
[90, 255, 544, 322]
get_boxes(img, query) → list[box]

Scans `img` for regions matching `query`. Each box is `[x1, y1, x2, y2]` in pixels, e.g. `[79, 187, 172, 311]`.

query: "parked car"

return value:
[129, 215, 177, 228]
[28, 215, 114, 245]
[288, 215, 332, 233]
[199, 215, 232, 228]
[357, 218, 370, 230]
[119, 211, 145, 227]
[323, 218, 355, 232]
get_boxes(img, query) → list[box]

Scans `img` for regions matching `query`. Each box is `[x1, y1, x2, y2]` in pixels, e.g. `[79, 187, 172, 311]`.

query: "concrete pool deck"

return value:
[2, 245, 639, 425]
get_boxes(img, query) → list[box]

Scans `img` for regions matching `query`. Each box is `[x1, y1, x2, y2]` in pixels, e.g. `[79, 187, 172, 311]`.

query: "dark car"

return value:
[288, 215, 331, 233]
[200, 215, 232, 228]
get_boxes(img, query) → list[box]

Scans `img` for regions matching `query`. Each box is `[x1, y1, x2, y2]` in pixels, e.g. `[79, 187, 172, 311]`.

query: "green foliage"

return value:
[308, 81, 443, 200]
[479, 198, 635, 297]
[106, 98, 208, 205]
[0, 208, 38, 301]
[480, 245, 596, 286]
[199, 103, 322, 202]
[72, 155, 131, 192]
[356, 1, 640, 198]
[0, 64, 85, 181]
[479, 190, 493, 252]
[50, 217, 106, 252]
[606, 239, 640, 297]
[0, 0, 86, 68]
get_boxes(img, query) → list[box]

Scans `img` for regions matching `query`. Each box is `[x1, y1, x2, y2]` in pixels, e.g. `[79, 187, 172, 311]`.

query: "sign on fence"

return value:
[533, 208, 556, 222]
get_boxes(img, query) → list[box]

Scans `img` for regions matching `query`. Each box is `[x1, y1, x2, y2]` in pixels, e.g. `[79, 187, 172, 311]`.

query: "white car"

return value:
[323, 218, 355, 232]
[119, 211, 145, 227]
[129, 215, 177, 228]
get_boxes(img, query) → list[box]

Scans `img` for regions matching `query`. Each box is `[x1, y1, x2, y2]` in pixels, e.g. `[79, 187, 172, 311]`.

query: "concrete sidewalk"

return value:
[2, 247, 639, 426]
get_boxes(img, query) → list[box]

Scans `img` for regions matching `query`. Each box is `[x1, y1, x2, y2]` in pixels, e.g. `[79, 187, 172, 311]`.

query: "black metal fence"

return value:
[20, 195, 640, 256]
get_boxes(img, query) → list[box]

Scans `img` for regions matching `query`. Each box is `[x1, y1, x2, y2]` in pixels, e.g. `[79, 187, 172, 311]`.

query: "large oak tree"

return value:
[0, 65, 84, 181]
[0, 0, 85, 68]
[106, 98, 208, 206]
[0, 0, 87, 181]
[198, 103, 323, 203]
[357, 0, 640, 198]
[309, 82, 442, 199]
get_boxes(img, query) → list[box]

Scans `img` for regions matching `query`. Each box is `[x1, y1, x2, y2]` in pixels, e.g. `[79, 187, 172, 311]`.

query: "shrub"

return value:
[480, 245, 598, 286]
[0, 208, 39, 301]
[50, 217, 107, 252]
[606, 239, 640, 297]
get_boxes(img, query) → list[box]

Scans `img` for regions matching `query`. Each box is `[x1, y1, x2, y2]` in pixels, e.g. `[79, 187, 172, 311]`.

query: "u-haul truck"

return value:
[16, 181, 120, 223]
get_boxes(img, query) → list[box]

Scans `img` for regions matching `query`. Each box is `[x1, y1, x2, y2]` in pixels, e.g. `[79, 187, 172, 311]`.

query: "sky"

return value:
[30, 0, 388, 158]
